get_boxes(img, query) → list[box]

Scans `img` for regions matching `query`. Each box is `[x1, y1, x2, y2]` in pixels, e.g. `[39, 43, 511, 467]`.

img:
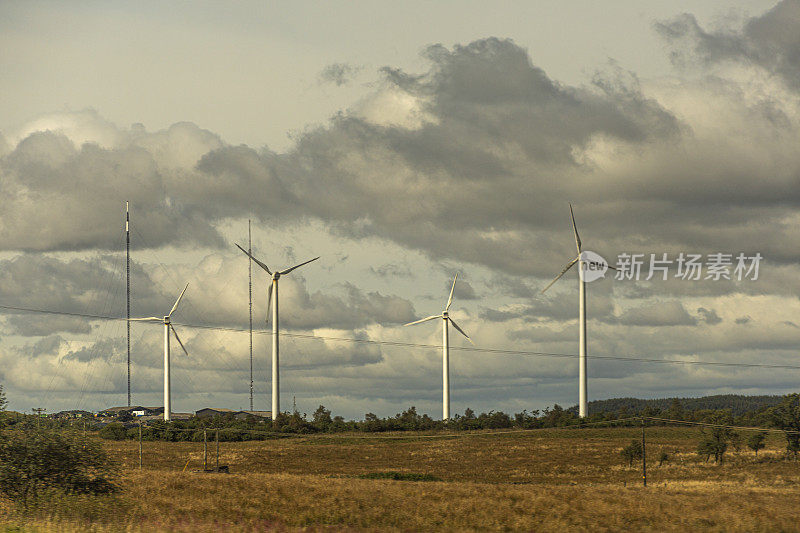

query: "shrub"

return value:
[0, 430, 118, 500]
[747, 432, 767, 457]
[620, 439, 642, 467]
[697, 412, 734, 463]
[358, 472, 441, 482]
[98, 422, 128, 441]
[770, 394, 800, 459]
[658, 451, 669, 466]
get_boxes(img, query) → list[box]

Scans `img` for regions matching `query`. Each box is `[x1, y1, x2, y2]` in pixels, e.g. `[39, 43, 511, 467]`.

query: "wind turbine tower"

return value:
[541, 204, 611, 418]
[405, 273, 473, 420]
[129, 284, 190, 421]
[235, 244, 318, 420]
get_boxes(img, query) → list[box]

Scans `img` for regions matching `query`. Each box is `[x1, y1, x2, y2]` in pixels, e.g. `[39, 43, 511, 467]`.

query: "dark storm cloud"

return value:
[6, 315, 92, 336]
[63, 337, 123, 363]
[697, 307, 722, 325]
[480, 285, 615, 323]
[30, 335, 63, 357]
[369, 263, 413, 279]
[0, 253, 417, 338]
[486, 275, 537, 299]
[656, 0, 800, 88]
[319, 63, 362, 86]
[3, 35, 799, 291]
[613, 300, 698, 327]
[0, 254, 151, 314]
[0, 122, 229, 252]
[446, 277, 477, 300]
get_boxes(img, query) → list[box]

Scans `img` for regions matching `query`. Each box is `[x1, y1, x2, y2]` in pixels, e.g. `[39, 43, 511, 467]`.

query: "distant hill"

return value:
[569, 394, 786, 417]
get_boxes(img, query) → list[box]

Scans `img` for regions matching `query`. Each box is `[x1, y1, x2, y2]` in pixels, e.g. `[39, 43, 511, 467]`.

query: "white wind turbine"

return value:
[404, 273, 473, 421]
[129, 284, 190, 422]
[541, 204, 611, 418]
[235, 244, 319, 420]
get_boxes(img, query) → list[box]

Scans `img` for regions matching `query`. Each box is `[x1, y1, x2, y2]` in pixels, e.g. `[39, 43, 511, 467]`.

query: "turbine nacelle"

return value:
[404, 273, 473, 344]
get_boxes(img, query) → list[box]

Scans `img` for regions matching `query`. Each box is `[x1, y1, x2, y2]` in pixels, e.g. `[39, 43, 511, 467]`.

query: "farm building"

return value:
[97, 406, 163, 418]
[234, 410, 272, 421]
[195, 408, 236, 419]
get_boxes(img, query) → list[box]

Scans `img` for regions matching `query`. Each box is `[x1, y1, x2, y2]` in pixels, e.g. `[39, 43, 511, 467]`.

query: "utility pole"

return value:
[32, 407, 46, 429]
[641, 417, 647, 487]
[215, 429, 220, 471]
[248, 220, 253, 412]
[126, 201, 131, 407]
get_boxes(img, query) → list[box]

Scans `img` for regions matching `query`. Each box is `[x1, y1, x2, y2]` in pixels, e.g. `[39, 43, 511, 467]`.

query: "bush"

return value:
[747, 432, 767, 457]
[358, 472, 441, 482]
[98, 422, 128, 441]
[621, 439, 642, 467]
[0, 430, 118, 500]
[658, 451, 669, 466]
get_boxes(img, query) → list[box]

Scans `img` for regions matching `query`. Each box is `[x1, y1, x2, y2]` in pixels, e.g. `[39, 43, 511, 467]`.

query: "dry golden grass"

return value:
[3, 427, 800, 531]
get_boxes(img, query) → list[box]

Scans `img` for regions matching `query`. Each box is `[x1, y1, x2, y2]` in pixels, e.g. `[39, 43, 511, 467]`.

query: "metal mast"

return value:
[126, 201, 131, 407]
[248, 220, 254, 411]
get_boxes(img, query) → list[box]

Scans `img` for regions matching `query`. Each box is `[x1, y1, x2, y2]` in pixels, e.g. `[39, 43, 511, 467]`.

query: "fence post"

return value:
[203, 429, 208, 471]
[138, 421, 143, 470]
[215, 429, 219, 471]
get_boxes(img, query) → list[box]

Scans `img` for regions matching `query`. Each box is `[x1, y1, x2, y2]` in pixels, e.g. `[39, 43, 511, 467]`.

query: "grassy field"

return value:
[3, 426, 800, 531]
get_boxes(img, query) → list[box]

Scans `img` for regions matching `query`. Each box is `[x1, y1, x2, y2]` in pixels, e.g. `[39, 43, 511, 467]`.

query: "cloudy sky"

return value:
[1, 0, 798, 419]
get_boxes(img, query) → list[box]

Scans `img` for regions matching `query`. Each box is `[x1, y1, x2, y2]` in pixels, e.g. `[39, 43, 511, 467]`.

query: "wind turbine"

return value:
[235, 243, 319, 420]
[404, 273, 473, 421]
[129, 284, 189, 422]
[541, 204, 611, 418]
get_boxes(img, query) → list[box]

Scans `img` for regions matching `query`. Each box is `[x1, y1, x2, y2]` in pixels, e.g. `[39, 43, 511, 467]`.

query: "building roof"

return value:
[99, 406, 142, 413]
[235, 410, 272, 417]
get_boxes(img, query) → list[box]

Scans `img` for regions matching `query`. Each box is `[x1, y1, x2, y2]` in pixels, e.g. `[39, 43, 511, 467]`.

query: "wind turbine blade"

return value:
[168, 283, 189, 317]
[541, 256, 580, 294]
[128, 317, 162, 322]
[569, 203, 581, 253]
[404, 315, 441, 327]
[170, 325, 189, 356]
[445, 272, 458, 312]
[279, 256, 320, 275]
[266, 283, 273, 325]
[235, 243, 272, 275]
[448, 318, 474, 345]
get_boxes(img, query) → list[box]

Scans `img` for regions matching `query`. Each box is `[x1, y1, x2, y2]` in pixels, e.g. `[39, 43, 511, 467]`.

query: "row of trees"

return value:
[90, 394, 800, 454]
[95, 404, 582, 440]
[618, 395, 800, 467]
[693, 396, 800, 463]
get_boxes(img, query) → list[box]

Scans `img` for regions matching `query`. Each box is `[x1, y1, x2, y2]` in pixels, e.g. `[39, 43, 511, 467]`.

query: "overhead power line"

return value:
[1, 303, 799, 371]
